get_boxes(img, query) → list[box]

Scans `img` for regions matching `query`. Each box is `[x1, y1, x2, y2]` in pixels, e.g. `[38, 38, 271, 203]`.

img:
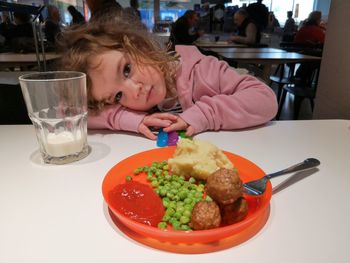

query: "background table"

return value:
[215, 51, 321, 81]
[208, 47, 287, 53]
[195, 41, 247, 48]
[0, 52, 60, 70]
[1, 120, 350, 262]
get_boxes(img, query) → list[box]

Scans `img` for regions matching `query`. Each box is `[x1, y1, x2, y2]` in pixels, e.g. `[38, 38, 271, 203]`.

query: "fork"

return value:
[243, 158, 321, 196]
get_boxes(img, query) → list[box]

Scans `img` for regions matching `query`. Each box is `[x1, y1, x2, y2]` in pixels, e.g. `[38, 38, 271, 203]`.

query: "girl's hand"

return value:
[138, 113, 178, 140]
[163, 116, 195, 137]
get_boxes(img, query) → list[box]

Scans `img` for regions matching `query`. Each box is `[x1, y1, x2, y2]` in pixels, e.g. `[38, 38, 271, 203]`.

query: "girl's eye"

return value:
[114, 91, 123, 103]
[123, 64, 131, 78]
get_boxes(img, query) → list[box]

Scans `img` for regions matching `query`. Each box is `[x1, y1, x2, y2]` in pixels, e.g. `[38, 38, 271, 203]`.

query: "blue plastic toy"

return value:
[156, 128, 168, 147]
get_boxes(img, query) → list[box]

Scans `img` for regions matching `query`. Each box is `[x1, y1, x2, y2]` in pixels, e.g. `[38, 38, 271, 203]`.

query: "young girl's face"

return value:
[88, 50, 167, 111]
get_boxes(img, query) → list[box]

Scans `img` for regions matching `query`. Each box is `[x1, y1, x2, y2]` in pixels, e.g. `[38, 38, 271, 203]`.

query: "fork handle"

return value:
[266, 158, 320, 179]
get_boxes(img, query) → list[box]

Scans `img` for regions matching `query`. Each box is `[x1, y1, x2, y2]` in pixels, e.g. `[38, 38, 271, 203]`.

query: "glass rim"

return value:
[19, 71, 86, 82]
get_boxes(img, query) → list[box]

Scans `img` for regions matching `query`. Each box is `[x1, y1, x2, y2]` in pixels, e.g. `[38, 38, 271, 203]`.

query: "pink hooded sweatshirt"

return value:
[88, 45, 278, 134]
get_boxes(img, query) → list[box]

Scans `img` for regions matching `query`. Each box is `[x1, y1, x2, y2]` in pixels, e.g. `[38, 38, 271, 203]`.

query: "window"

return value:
[228, 0, 315, 26]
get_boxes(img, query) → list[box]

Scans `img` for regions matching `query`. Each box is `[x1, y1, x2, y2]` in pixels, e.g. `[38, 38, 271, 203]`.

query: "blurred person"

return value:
[246, 0, 269, 31]
[124, 0, 141, 20]
[212, 4, 224, 32]
[0, 14, 14, 37]
[294, 11, 325, 45]
[2, 12, 35, 52]
[86, 0, 122, 21]
[266, 12, 280, 33]
[169, 10, 204, 48]
[229, 8, 260, 45]
[294, 11, 325, 85]
[4, 12, 33, 42]
[67, 5, 85, 25]
[44, 5, 62, 46]
[282, 11, 296, 42]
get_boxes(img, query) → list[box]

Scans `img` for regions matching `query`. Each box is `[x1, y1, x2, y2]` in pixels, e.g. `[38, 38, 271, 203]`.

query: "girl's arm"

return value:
[88, 104, 178, 140]
[88, 104, 146, 132]
[178, 56, 278, 134]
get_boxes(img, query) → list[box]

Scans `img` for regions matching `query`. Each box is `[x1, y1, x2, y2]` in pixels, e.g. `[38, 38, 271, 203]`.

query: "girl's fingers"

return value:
[185, 126, 195, 136]
[138, 124, 157, 140]
[163, 122, 183, 133]
[145, 119, 172, 128]
[151, 112, 178, 121]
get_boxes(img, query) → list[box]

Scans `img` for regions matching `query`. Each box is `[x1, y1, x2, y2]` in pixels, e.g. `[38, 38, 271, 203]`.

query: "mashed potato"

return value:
[168, 139, 233, 181]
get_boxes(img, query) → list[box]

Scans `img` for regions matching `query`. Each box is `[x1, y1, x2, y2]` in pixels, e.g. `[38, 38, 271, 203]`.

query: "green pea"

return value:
[188, 177, 196, 184]
[180, 224, 191, 231]
[205, 195, 213, 202]
[158, 222, 167, 229]
[195, 192, 203, 199]
[166, 192, 174, 199]
[165, 174, 172, 181]
[159, 188, 167, 197]
[162, 214, 171, 222]
[133, 167, 143, 174]
[168, 201, 176, 209]
[165, 207, 175, 216]
[180, 216, 190, 224]
[184, 197, 192, 204]
[169, 218, 178, 225]
[176, 201, 184, 207]
[183, 210, 191, 217]
[173, 211, 182, 219]
[172, 221, 181, 230]
[176, 206, 185, 214]
[163, 199, 169, 208]
[151, 180, 158, 188]
[125, 176, 132, 181]
[172, 195, 180, 201]
[184, 204, 193, 211]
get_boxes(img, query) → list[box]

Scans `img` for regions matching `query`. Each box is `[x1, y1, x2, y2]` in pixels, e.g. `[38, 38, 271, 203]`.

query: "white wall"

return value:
[313, 0, 350, 119]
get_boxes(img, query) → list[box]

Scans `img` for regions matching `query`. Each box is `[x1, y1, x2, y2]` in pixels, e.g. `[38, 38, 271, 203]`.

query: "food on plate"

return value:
[168, 139, 233, 181]
[108, 181, 164, 227]
[220, 197, 248, 225]
[118, 142, 247, 231]
[206, 168, 243, 205]
[133, 161, 207, 230]
[190, 201, 221, 230]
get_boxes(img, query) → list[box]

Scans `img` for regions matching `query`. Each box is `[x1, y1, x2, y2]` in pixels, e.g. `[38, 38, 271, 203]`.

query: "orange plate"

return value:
[102, 147, 272, 249]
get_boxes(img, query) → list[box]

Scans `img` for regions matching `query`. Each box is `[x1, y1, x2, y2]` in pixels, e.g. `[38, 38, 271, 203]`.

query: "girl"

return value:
[58, 14, 277, 140]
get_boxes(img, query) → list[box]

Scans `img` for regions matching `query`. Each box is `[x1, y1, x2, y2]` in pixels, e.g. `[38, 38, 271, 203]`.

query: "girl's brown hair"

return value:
[57, 13, 179, 109]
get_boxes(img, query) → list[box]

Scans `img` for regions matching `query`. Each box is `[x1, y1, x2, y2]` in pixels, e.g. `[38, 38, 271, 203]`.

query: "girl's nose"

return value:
[128, 79, 143, 99]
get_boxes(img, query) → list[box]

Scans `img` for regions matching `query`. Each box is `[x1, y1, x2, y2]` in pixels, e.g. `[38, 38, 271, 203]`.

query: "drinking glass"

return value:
[19, 71, 89, 164]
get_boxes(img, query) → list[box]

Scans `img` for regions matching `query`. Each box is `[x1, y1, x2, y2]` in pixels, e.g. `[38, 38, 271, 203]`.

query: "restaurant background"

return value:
[2, 0, 331, 31]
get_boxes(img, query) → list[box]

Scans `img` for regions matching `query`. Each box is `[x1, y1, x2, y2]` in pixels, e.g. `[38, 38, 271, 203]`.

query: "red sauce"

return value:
[109, 181, 164, 227]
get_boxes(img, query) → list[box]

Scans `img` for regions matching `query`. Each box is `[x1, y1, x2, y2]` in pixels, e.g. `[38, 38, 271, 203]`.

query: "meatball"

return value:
[221, 197, 248, 225]
[190, 201, 221, 230]
[206, 168, 243, 205]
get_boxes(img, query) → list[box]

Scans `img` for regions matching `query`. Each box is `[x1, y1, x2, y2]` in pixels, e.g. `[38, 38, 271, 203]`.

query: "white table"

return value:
[1, 120, 350, 262]
[0, 52, 60, 70]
